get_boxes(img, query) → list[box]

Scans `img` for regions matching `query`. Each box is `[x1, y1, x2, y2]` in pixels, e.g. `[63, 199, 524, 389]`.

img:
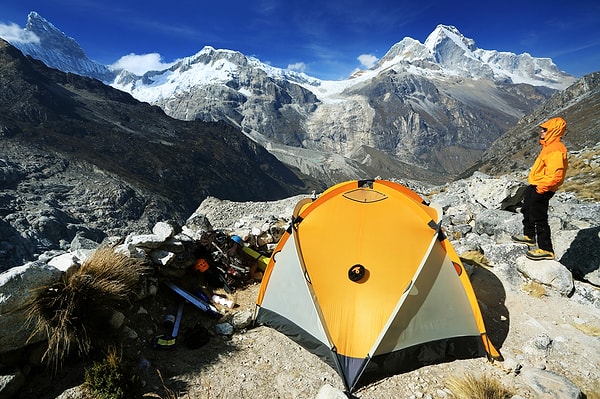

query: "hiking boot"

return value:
[526, 249, 555, 261]
[511, 234, 536, 246]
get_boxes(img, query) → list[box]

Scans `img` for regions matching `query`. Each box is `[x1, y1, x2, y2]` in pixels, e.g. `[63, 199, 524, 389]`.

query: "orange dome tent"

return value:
[255, 179, 501, 393]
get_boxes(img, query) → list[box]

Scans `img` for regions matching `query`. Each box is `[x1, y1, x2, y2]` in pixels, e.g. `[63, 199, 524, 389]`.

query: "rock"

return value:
[516, 257, 574, 296]
[122, 326, 138, 339]
[315, 384, 347, 399]
[181, 213, 213, 240]
[473, 209, 521, 238]
[0, 369, 26, 399]
[161, 237, 186, 253]
[0, 262, 63, 352]
[152, 221, 177, 241]
[108, 311, 126, 330]
[523, 333, 552, 355]
[122, 221, 178, 250]
[215, 322, 234, 336]
[466, 173, 525, 210]
[232, 310, 253, 330]
[475, 242, 527, 289]
[69, 234, 101, 253]
[114, 243, 147, 259]
[55, 385, 87, 399]
[124, 232, 167, 249]
[571, 282, 600, 309]
[520, 367, 583, 399]
[47, 252, 80, 273]
[149, 249, 175, 266]
[57, 236, 96, 266]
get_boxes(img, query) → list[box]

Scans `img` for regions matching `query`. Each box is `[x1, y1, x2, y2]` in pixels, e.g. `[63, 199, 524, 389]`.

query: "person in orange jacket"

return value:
[512, 117, 568, 260]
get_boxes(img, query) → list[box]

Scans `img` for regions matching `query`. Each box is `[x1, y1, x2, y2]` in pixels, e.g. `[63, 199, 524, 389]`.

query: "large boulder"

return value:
[0, 262, 62, 352]
[516, 257, 575, 297]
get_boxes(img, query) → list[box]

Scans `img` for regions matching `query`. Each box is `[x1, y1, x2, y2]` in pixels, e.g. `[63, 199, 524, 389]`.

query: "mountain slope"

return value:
[464, 72, 600, 177]
[0, 39, 316, 211]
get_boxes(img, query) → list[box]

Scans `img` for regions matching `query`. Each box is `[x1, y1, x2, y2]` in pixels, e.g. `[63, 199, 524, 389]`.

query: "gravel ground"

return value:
[137, 268, 598, 399]
[19, 272, 600, 399]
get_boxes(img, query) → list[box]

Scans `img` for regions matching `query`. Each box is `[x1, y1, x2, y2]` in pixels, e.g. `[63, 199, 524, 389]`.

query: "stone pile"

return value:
[0, 205, 289, 397]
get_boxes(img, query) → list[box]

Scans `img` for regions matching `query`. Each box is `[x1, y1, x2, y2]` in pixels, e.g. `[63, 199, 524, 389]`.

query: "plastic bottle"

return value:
[212, 294, 234, 308]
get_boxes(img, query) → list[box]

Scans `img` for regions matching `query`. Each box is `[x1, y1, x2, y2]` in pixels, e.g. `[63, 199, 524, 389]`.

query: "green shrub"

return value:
[84, 348, 141, 399]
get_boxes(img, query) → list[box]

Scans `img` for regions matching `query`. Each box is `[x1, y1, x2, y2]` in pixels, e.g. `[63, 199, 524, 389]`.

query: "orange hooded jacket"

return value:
[528, 117, 568, 194]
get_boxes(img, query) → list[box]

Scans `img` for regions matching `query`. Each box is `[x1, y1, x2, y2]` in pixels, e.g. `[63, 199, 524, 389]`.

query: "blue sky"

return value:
[1, 0, 599, 80]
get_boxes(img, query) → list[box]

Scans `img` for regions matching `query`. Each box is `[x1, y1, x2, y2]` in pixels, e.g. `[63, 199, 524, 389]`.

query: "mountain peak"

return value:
[24, 11, 86, 57]
[4, 13, 577, 92]
[424, 24, 476, 53]
[5, 11, 115, 82]
[25, 11, 48, 28]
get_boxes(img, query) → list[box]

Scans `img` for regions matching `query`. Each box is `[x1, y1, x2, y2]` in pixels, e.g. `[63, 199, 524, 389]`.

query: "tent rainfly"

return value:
[255, 179, 502, 393]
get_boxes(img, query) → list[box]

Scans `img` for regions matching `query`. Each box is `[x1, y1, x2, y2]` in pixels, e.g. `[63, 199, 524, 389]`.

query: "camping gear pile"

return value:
[196, 230, 266, 293]
[255, 179, 503, 393]
[152, 233, 267, 350]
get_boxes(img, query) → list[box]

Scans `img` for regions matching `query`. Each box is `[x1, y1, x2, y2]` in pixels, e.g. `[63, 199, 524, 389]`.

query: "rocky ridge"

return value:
[468, 72, 600, 178]
[11, 12, 114, 82]
[1, 173, 599, 399]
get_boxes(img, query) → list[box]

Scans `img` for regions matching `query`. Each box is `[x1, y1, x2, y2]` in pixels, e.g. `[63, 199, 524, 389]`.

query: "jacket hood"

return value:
[540, 117, 566, 146]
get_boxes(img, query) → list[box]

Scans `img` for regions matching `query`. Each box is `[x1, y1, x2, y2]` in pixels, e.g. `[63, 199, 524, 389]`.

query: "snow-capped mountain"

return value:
[2, 13, 579, 184]
[6, 12, 114, 82]
[108, 24, 575, 182]
[376, 25, 574, 90]
[112, 24, 574, 108]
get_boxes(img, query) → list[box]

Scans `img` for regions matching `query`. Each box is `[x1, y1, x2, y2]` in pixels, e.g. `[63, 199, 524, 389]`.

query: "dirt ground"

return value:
[14, 264, 600, 399]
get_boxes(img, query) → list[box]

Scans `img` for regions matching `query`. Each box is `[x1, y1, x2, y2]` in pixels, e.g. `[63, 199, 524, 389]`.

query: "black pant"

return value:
[521, 185, 555, 252]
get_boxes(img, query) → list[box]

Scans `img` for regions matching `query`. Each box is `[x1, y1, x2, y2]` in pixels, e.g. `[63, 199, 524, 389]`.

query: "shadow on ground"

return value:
[469, 265, 510, 352]
[561, 226, 600, 285]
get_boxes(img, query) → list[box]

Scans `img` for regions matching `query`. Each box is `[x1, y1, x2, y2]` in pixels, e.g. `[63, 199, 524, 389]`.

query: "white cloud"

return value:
[110, 53, 175, 76]
[357, 54, 378, 68]
[0, 22, 40, 44]
[287, 62, 307, 73]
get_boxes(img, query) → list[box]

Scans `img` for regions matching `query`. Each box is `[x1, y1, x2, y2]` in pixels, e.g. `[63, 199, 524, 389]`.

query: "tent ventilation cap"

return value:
[348, 264, 366, 282]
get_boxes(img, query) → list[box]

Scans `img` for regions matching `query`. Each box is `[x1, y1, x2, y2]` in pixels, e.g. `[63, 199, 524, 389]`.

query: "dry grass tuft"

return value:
[562, 146, 600, 201]
[26, 246, 150, 370]
[446, 372, 512, 399]
[460, 250, 491, 268]
[143, 370, 183, 399]
[522, 280, 547, 298]
[572, 322, 600, 337]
